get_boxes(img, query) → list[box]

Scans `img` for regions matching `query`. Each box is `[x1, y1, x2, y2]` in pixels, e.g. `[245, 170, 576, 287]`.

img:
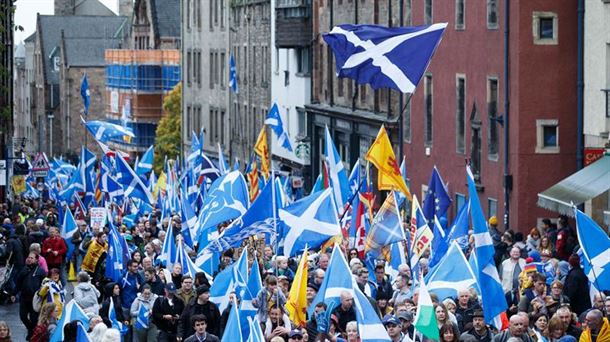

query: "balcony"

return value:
[275, 0, 311, 48]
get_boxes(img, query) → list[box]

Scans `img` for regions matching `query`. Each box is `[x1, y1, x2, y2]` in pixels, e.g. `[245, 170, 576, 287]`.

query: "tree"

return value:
[153, 82, 181, 174]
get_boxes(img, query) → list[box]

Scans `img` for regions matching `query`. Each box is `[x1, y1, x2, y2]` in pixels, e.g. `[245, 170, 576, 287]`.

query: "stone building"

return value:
[132, 0, 181, 50]
[13, 42, 35, 154]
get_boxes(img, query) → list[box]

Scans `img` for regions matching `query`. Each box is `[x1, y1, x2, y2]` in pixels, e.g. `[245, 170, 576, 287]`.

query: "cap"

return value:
[307, 282, 320, 292]
[196, 285, 210, 296]
[288, 329, 304, 338]
[397, 311, 413, 321]
[472, 310, 485, 319]
[165, 283, 177, 293]
[382, 315, 400, 326]
[35, 218, 44, 226]
[488, 216, 498, 226]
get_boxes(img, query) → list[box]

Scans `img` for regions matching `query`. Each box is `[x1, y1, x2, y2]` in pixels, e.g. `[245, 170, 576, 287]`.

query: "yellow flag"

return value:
[11, 176, 26, 195]
[409, 195, 434, 258]
[365, 126, 412, 199]
[286, 248, 308, 327]
[153, 171, 167, 202]
[254, 127, 270, 179]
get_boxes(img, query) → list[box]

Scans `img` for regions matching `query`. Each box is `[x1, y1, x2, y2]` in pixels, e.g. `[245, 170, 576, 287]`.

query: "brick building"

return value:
[308, 0, 580, 232]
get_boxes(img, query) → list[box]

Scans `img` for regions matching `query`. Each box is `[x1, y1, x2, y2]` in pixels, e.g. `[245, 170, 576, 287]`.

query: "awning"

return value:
[537, 155, 610, 217]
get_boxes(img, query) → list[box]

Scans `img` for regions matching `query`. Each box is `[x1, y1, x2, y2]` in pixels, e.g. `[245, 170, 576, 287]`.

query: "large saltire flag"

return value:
[308, 245, 355, 316]
[135, 145, 154, 176]
[574, 208, 610, 291]
[82, 117, 135, 143]
[365, 191, 405, 252]
[265, 103, 293, 152]
[50, 300, 89, 342]
[253, 127, 270, 180]
[286, 248, 309, 327]
[324, 125, 351, 212]
[323, 23, 447, 93]
[425, 241, 480, 301]
[221, 299, 243, 342]
[467, 166, 507, 328]
[352, 285, 392, 342]
[365, 126, 412, 199]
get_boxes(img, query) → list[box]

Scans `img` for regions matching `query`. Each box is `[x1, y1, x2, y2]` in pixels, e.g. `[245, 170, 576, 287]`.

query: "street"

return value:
[0, 302, 27, 340]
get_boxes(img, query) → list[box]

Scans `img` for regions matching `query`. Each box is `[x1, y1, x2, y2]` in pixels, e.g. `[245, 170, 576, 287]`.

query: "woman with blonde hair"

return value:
[30, 302, 58, 342]
[0, 321, 12, 342]
[346, 321, 361, 342]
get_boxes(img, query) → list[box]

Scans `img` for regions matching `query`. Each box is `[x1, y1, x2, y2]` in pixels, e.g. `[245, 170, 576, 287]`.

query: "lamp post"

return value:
[47, 112, 54, 156]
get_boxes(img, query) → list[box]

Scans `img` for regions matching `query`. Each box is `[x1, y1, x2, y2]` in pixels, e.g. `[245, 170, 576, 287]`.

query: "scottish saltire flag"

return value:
[188, 131, 203, 165]
[365, 191, 405, 252]
[158, 220, 177, 269]
[207, 178, 282, 252]
[308, 246, 354, 316]
[240, 257, 263, 340]
[82, 118, 135, 143]
[210, 249, 248, 312]
[109, 297, 128, 335]
[61, 208, 78, 239]
[387, 241, 407, 281]
[395, 157, 409, 207]
[23, 182, 40, 199]
[425, 241, 480, 301]
[422, 166, 451, 224]
[279, 188, 341, 257]
[105, 226, 124, 282]
[574, 208, 610, 291]
[218, 143, 230, 174]
[353, 285, 392, 342]
[102, 173, 124, 203]
[50, 300, 90, 342]
[195, 249, 220, 278]
[80, 74, 90, 116]
[446, 200, 470, 250]
[176, 240, 209, 280]
[429, 216, 448, 269]
[221, 300, 243, 342]
[76, 321, 92, 342]
[195, 171, 249, 244]
[348, 160, 362, 198]
[246, 316, 265, 342]
[200, 154, 222, 182]
[323, 23, 447, 93]
[229, 54, 239, 94]
[115, 155, 154, 204]
[135, 145, 154, 176]
[180, 188, 198, 248]
[265, 103, 293, 152]
[324, 126, 350, 211]
[467, 166, 507, 327]
[58, 164, 84, 202]
[134, 303, 150, 330]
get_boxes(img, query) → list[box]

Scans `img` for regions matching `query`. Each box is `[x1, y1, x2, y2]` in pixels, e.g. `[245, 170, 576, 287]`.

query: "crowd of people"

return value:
[0, 197, 608, 342]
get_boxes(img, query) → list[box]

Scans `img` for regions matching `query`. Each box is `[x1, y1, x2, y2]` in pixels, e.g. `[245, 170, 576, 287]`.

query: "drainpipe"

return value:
[576, 0, 584, 171]
[328, 0, 334, 106]
[398, 0, 404, 161]
[351, 0, 359, 112]
[503, 0, 511, 230]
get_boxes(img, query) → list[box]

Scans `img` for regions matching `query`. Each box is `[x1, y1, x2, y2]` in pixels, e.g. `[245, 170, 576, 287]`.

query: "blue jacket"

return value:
[120, 271, 144, 309]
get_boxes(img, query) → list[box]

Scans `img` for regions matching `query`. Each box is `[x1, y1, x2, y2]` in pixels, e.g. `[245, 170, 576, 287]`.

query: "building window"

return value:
[456, 193, 466, 213]
[487, 0, 498, 29]
[456, 75, 466, 154]
[220, 0, 225, 28]
[186, 0, 191, 30]
[424, 74, 433, 147]
[338, 78, 344, 97]
[296, 47, 310, 75]
[488, 77, 498, 159]
[533, 12, 558, 45]
[360, 84, 366, 103]
[187, 50, 192, 85]
[197, 51, 202, 87]
[186, 105, 192, 136]
[297, 107, 307, 137]
[470, 103, 482, 182]
[209, 0, 213, 30]
[424, 0, 433, 25]
[275, 47, 280, 73]
[488, 198, 497, 219]
[209, 52, 214, 88]
[405, 0, 412, 25]
[220, 52, 225, 87]
[220, 110, 225, 145]
[536, 119, 560, 153]
[455, 0, 465, 30]
[404, 95, 411, 143]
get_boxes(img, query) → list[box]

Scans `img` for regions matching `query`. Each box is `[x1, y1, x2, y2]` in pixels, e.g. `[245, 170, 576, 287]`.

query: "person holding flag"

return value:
[130, 284, 158, 342]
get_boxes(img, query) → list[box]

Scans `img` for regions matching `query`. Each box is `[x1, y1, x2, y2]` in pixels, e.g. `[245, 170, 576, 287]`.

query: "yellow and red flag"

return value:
[365, 126, 412, 199]
[254, 127, 270, 180]
[247, 158, 260, 202]
[286, 247, 309, 327]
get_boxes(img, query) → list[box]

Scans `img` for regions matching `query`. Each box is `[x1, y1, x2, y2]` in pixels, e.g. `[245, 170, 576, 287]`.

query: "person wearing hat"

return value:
[178, 285, 221, 340]
[488, 216, 501, 248]
[396, 310, 418, 342]
[382, 315, 403, 342]
[184, 314, 220, 342]
[152, 283, 186, 342]
[306, 282, 319, 308]
[71, 220, 91, 271]
[460, 310, 494, 342]
[564, 254, 591, 316]
[288, 328, 305, 342]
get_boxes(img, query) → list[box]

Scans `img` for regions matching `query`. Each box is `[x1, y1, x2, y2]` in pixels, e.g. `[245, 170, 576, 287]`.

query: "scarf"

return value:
[47, 280, 66, 303]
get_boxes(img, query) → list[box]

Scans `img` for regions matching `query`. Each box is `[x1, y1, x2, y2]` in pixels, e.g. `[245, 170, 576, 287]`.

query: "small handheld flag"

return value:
[229, 54, 239, 94]
[81, 74, 90, 116]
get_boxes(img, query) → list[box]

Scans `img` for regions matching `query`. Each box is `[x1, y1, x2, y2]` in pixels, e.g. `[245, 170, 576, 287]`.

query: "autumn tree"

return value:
[153, 82, 181, 174]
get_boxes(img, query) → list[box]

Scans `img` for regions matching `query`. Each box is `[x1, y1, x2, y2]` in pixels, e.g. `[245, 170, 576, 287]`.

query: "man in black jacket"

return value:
[15, 252, 45, 340]
[178, 285, 221, 340]
[460, 310, 494, 342]
[184, 314, 220, 342]
[153, 283, 186, 342]
[145, 266, 166, 296]
[455, 289, 482, 331]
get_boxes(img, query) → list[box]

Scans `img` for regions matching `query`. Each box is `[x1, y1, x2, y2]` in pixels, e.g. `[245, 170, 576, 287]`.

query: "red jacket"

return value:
[42, 236, 67, 266]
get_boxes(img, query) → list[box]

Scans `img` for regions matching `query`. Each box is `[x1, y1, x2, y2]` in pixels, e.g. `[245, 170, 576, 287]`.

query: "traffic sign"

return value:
[31, 153, 50, 178]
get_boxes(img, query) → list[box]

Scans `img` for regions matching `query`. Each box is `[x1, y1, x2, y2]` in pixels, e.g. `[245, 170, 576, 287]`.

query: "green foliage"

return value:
[153, 82, 182, 174]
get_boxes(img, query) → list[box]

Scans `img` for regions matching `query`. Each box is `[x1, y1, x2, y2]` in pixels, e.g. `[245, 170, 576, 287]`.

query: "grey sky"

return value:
[14, 0, 118, 44]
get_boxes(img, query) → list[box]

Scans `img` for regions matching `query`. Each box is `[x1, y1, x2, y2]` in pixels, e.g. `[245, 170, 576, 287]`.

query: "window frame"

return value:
[424, 73, 433, 148]
[532, 11, 559, 45]
[487, 76, 499, 160]
[455, 0, 465, 30]
[535, 119, 560, 154]
[487, 0, 498, 29]
[456, 74, 466, 154]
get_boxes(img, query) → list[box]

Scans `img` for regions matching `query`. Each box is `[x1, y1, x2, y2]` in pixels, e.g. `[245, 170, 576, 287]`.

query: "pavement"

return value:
[0, 302, 28, 341]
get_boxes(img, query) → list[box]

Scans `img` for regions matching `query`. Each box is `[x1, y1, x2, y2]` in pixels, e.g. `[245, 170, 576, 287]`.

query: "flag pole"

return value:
[397, 93, 413, 162]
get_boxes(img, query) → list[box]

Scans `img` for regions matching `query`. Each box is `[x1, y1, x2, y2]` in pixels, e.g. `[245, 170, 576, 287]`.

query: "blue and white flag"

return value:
[387, 241, 406, 281]
[265, 103, 293, 152]
[180, 188, 198, 248]
[199, 154, 222, 182]
[323, 23, 447, 93]
[218, 143, 230, 175]
[176, 240, 209, 280]
[279, 188, 341, 257]
[246, 316, 265, 342]
[50, 300, 90, 342]
[467, 166, 507, 327]
[61, 208, 78, 240]
[105, 226, 124, 283]
[109, 297, 128, 335]
[348, 159, 362, 198]
[229, 54, 239, 94]
[422, 166, 451, 224]
[240, 257, 263, 340]
[80, 73, 90, 116]
[101, 173, 124, 204]
[158, 219, 177, 269]
[195, 170, 249, 244]
[134, 303, 150, 330]
[425, 241, 480, 301]
[115, 155, 154, 204]
[23, 182, 41, 199]
[366, 191, 405, 252]
[211, 249, 248, 312]
[221, 300, 243, 342]
[429, 215, 448, 269]
[574, 208, 610, 291]
[83, 118, 135, 143]
[58, 164, 85, 202]
[324, 126, 351, 211]
[446, 200, 470, 250]
[353, 285, 392, 342]
[188, 131, 203, 166]
[76, 321, 92, 342]
[308, 245, 355, 316]
[135, 145, 154, 176]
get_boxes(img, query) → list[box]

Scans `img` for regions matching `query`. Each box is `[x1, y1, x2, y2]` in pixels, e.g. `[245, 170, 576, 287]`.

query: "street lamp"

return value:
[47, 112, 54, 156]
